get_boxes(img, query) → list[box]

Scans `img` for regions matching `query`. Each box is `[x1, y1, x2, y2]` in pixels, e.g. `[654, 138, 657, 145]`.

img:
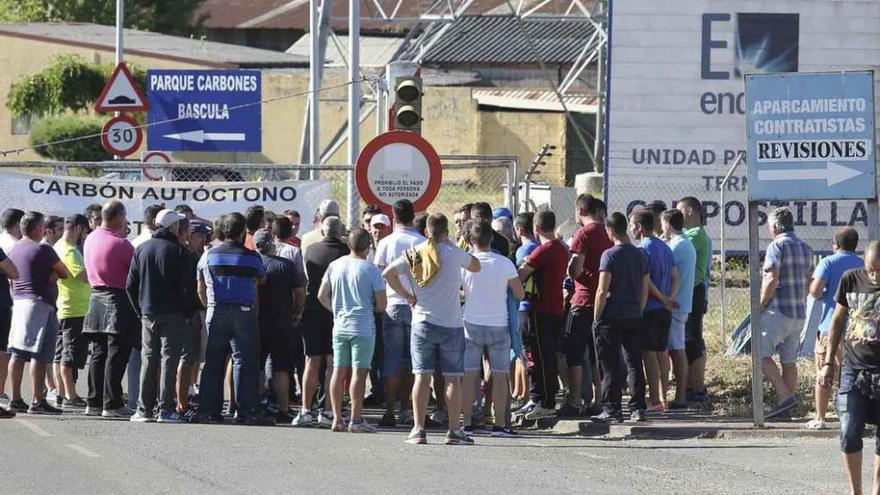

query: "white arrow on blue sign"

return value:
[745, 71, 876, 202]
[146, 69, 261, 152]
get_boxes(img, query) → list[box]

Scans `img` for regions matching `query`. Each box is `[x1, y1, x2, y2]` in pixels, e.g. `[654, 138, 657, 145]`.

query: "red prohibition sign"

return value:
[355, 130, 442, 213]
[101, 115, 143, 157]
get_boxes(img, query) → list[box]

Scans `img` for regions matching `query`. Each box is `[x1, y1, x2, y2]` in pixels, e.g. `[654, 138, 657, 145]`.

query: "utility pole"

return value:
[347, 0, 361, 226]
[309, 0, 321, 178]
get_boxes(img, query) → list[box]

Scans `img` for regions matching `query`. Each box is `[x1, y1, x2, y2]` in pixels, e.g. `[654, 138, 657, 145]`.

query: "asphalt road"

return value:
[0, 411, 865, 494]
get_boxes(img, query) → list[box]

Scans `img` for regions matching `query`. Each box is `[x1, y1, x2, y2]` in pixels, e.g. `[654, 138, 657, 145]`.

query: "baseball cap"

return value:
[370, 214, 390, 227]
[252, 228, 274, 250]
[492, 207, 513, 220]
[319, 199, 340, 218]
[189, 220, 213, 239]
[155, 209, 183, 229]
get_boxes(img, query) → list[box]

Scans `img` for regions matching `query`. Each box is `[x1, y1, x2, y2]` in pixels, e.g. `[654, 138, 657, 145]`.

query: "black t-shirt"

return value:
[836, 268, 880, 370]
[598, 243, 648, 320]
[259, 255, 304, 331]
[304, 238, 349, 311]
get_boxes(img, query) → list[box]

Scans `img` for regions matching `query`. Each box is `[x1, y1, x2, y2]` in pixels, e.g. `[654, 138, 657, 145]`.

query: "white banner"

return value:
[1, 170, 331, 235]
[606, 0, 880, 252]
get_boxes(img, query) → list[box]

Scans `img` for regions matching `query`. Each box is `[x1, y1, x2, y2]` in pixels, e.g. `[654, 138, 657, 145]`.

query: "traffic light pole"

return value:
[347, 0, 361, 227]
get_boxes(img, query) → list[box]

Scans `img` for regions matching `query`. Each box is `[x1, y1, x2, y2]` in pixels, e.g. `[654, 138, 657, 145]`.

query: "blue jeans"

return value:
[410, 320, 464, 376]
[382, 305, 412, 376]
[198, 305, 260, 418]
[837, 366, 880, 455]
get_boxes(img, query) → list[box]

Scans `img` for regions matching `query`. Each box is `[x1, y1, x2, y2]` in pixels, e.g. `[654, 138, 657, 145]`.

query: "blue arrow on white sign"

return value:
[146, 70, 261, 152]
[756, 161, 864, 187]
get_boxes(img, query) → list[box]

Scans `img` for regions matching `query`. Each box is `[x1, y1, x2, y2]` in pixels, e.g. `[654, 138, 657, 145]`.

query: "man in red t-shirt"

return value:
[561, 195, 612, 417]
[517, 210, 568, 421]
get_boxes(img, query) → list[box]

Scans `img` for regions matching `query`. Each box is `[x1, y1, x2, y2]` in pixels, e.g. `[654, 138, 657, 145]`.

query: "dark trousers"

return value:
[525, 312, 563, 409]
[87, 333, 132, 410]
[594, 317, 646, 414]
[199, 305, 259, 418]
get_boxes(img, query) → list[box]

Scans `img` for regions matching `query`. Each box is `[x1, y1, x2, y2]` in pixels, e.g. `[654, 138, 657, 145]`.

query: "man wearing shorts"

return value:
[6, 211, 70, 415]
[563, 195, 612, 417]
[460, 221, 524, 437]
[254, 229, 305, 423]
[373, 199, 425, 427]
[319, 229, 386, 432]
[677, 196, 711, 402]
[52, 214, 91, 410]
[0, 208, 24, 408]
[630, 209, 676, 412]
[127, 210, 201, 423]
[660, 210, 696, 409]
[384, 213, 480, 445]
[805, 227, 862, 429]
[293, 217, 349, 427]
[760, 207, 812, 419]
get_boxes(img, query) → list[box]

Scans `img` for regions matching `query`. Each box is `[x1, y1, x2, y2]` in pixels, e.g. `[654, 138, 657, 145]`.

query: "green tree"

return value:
[6, 54, 147, 161]
[29, 115, 111, 162]
[0, 0, 207, 37]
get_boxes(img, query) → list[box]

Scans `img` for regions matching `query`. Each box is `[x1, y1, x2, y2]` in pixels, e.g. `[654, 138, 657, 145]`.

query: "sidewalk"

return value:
[517, 408, 848, 440]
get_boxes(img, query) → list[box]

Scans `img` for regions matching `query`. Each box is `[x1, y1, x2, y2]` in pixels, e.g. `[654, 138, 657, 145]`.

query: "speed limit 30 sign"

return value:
[102, 115, 143, 157]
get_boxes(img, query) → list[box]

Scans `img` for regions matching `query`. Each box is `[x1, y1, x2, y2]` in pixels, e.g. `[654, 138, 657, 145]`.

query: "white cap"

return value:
[370, 214, 390, 227]
[319, 199, 340, 218]
[155, 209, 183, 229]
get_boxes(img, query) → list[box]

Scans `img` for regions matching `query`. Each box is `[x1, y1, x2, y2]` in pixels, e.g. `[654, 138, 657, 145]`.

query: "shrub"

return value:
[30, 115, 111, 162]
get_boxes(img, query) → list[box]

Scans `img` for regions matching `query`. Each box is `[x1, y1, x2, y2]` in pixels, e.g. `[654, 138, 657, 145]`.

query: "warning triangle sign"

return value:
[95, 62, 149, 113]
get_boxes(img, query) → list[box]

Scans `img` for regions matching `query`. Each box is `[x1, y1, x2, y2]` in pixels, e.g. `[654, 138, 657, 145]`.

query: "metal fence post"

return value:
[748, 201, 765, 428]
[719, 153, 744, 354]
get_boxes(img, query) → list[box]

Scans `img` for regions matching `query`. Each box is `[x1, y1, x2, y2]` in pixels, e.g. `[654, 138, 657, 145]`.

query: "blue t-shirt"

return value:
[197, 242, 266, 306]
[599, 243, 648, 319]
[323, 256, 385, 337]
[668, 235, 696, 315]
[639, 237, 674, 312]
[515, 239, 539, 311]
[814, 251, 863, 334]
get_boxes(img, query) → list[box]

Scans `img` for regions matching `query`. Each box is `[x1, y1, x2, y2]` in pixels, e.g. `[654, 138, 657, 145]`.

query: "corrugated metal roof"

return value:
[423, 15, 595, 65]
[287, 34, 404, 67]
[0, 23, 308, 67]
[472, 88, 597, 113]
[197, 0, 510, 31]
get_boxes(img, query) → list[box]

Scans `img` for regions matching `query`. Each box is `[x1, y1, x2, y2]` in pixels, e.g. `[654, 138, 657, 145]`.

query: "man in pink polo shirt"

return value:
[82, 200, 138, 418]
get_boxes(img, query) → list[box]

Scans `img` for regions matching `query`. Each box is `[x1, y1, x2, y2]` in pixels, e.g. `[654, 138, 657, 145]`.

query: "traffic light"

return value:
[393, 76, 422, 133]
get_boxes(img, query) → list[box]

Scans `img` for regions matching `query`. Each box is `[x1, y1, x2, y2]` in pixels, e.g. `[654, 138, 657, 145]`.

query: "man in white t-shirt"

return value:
[384, 213, 480, 445]
[461, 221, 524, 438]
[132, 205, 163, 248]
[373, 200, 425, 427]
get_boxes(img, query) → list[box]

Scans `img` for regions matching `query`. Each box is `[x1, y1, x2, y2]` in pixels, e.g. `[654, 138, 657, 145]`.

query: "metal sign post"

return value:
[745, 70, 877, 428]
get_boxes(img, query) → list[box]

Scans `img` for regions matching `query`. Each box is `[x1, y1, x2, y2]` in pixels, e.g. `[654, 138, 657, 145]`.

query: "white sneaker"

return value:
[804, 418, 829, 430]
[46, 389, 59, 403]
[84, 406, 102, 416]
[291, 410, 316, 427]
[130, 411, 155, 422]
[316, 410, 334, 429]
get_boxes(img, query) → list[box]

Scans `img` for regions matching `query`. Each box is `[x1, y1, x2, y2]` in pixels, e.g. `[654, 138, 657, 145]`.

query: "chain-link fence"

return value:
[0, 157, 517, 227]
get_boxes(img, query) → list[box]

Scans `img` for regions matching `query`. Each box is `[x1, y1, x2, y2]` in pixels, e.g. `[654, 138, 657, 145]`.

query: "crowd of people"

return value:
[0, 194, 877, 468]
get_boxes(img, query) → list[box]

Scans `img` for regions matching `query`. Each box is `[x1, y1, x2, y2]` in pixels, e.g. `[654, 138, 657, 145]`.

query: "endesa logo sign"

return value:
[700, 13, 799, 115]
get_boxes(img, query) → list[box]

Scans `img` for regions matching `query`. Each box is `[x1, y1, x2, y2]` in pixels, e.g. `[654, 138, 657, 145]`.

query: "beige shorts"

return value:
[815, 332, 843, 386]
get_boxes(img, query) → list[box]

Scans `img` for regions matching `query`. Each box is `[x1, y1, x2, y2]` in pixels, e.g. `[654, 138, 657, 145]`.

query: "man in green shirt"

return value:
[53, 214, 91, 408]
[677, 197, 711, 403]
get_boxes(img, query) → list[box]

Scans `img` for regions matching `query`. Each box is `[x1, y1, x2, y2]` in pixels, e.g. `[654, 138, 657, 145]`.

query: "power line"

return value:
[0, 78, 371, 158]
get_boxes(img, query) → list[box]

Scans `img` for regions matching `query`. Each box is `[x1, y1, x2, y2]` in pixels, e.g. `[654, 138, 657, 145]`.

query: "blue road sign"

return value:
[146, 70, 261, 152]
[745, 71, 876, 201]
